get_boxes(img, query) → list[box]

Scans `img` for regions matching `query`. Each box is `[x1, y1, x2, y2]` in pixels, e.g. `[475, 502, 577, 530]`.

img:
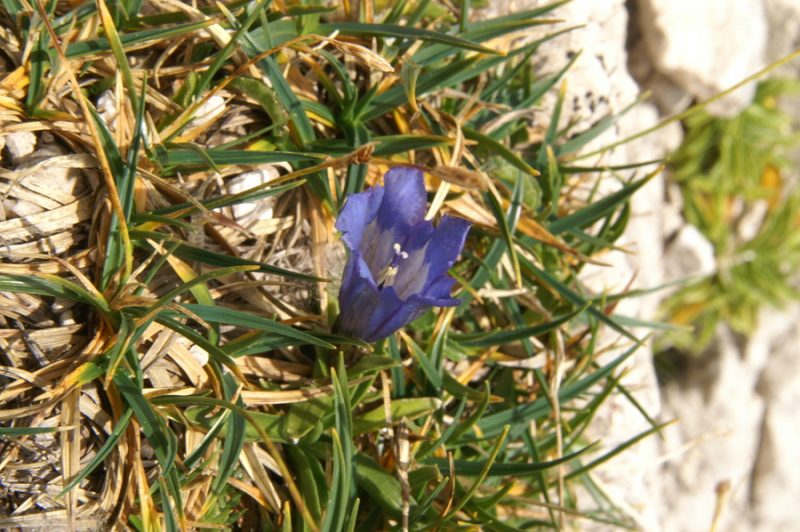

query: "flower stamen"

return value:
[377, 243, 409, 287]
[393, 243, 409, 260]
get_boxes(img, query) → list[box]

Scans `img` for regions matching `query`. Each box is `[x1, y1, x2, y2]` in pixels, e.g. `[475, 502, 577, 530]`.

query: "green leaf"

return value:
[0, 426, 58, 436]
[353, 398, 441, 435]
[131, 230, 322, 281]
[454, 305, 585, 347]
[548, 172, 656, 235]
[211, 372, 246, 496]
[58, 409, 133, 495]
[115, 371, 177, 475]
[182, 304, 334, 349]
[66, 20, 213, 58]
[425, 442, 594, 477]
[354, 454, 409, 518]
[318, 22, 500, 54]
[159, 148, 323, 167]
[476, 343, 641, 438]
[464, 126, 538, 176]
[405, 335, 443, 391]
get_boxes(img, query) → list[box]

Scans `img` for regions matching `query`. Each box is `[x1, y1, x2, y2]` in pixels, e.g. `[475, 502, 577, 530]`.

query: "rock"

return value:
[646, 72, 694, 116]
[662, 181, 686, 239]
[3, 130, 36, 163]
[764, 0, 800, 78]
[187, 95, 226, 130]
[663, 224, 717, 283]
[658, 325, 766, 532]
[219, 166, 279, 224]
[626, 8, 693, 116]
[96, 89, 118, 130]
[636, 0, 768, 116]
[748, 304, 800, 530]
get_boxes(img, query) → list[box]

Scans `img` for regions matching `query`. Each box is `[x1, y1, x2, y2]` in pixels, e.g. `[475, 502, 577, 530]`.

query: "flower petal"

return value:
[359, 220, 397, 280]
[424, 215, 471, 278]
[360, 287, 428, 342]
[335, 184, 384, 251]
[376, 167, 427, 231]
[336, 252, 382, 339]
[394, 215, 470, 299]
[418, 274, 458, 302]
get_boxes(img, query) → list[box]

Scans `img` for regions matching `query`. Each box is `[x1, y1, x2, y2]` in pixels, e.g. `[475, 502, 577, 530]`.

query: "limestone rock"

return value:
[97, 89, 118, 130]
[636, 0, 768, 116]
[187, 95, 226, 130]
[659, 326, 766, 532]
[662, 182, 686, 239]
[663, 224, 717, 283]
[748, 304, 800, 530]
[220, 166, 279, 224]
[764, 0, 800, 77]
[3, 130, 36, 163]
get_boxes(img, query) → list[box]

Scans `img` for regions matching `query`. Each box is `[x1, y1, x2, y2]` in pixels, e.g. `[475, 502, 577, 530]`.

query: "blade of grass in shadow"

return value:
[317, 22, 500, 54]
[476, 343, 641, 438]
[131, 230, 323, 281]
[454, 305, 587, 348]
[66, 20, 213, 58]
[435, 425, 509, 527]
[210, 371, 246, 497]
[0, 426, 58, 436]
[181, 303, 334, 349]
[426, 440, 596, 477]
[159, 147, 323, 167]
[547, 170, 658, 235]
[114, 370, 178, 475]
[564, 421, 674, 481]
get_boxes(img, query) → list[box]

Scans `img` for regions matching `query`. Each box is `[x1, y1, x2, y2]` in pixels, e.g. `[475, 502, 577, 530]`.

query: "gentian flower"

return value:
[335, 166, 471, 342]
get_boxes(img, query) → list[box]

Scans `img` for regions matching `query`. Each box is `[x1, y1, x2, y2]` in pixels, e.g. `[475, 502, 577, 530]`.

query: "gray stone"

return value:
[764, 0, 800, 78]
[636, 0, 768, 116]
[3, 130, 36, 163]
[219, 166, 279, 224]
[749, 304, 800, 530]
[663, 224, 717, 283]
[658, 326, 766, 532]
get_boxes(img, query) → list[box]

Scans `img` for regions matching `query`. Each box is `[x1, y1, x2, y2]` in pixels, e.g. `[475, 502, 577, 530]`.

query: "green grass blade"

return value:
[131, 230, 322, 281]
[548, 172, 656, 235]
[426, 441, 595, 477]
[114, 371, 177, 475]
[66, 20, 213, 58]
[317, 22, 500, 54]
[455, 305, 586, 347]
[182, 304, 334, 349]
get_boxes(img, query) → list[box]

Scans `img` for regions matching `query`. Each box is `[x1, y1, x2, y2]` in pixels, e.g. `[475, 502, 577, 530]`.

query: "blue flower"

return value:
[335, 166, 471, 342]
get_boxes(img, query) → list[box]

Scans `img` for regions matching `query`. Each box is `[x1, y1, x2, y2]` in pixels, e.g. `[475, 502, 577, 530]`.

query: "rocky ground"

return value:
[491, 0, 800, 530]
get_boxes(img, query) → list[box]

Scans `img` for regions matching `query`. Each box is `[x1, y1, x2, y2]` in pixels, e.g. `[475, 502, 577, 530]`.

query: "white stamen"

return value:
[393, 243, 409, 260]
[376, 265, 399, 287]
[376, 243, 409, 287]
